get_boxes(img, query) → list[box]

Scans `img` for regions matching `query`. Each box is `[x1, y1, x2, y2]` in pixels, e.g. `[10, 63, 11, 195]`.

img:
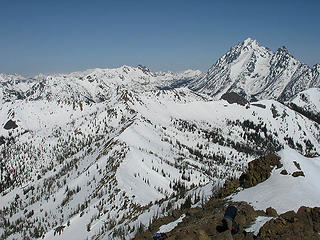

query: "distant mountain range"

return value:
[0, 66, 202, 103]
[1, 38, 319, 104]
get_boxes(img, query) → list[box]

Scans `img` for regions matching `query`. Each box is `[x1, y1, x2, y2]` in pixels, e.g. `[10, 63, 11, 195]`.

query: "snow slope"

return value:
[289, 88, 320, 116]
[233, 148, 320, 214]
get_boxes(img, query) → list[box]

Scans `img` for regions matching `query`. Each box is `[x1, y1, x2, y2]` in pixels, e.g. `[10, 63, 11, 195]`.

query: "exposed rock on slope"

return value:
[135, 150, 320, 240]
[220, 92, 249, 106]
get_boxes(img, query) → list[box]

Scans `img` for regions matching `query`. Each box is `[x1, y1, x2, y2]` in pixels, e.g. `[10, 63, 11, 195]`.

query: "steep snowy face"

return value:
[288, 88, 320, 118]
[190, 38, 273, 100]
[260, 47, 299, 99]
[271, 50, 320, 101]
[190, 38, 320, 102]
[280, 64, 320, 100]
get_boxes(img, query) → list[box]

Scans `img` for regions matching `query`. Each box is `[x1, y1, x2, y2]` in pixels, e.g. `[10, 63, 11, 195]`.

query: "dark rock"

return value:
[266, 207, 278, 217]
[292, 171, 305, 177]
[257, 207, 320, 239]
[218, 179, 240, 198]
[235, 203, 258, 225]
[0, 136, 4, 145]
[221, 92, 249, 106]
[255, 210, 267, 216]
[296, 206, 313, 226]
[4, 120, 18, 130]
[239, 153, 282, 188]
[216, 230, 233, 240]
[280, 169, 288, 175]
[251, 103, 266, 109]
[281, 210, 296, 223]
[293, 161, 301, 170]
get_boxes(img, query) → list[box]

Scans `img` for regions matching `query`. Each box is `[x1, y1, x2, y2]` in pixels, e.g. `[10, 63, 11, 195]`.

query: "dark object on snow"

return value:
[4, 120, 18, 130]
[292, 171, 305, 177]
[252, 103, 266, 109]
[221, 92, 249, 106]
[153, 232, 168, 240]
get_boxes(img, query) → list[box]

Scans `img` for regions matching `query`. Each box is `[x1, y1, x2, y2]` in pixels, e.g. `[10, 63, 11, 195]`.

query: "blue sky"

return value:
[0, 0, 319, 75]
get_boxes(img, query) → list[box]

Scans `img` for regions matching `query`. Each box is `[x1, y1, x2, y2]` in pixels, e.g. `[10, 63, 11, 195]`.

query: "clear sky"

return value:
[1, 0, 319, 75]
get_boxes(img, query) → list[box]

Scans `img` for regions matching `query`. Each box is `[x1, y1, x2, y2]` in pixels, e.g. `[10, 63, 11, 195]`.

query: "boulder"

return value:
[239, 154, 282, 188]
[257, 207, 320, 240]
[266, 207, 278, 217]
[292, 171, 305, 177]
[3, 120, 18, 130]
[293, 161, 301, 170]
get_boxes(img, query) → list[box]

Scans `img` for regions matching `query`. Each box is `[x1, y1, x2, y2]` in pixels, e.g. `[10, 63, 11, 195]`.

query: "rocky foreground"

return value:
[135, 154, 320, 240]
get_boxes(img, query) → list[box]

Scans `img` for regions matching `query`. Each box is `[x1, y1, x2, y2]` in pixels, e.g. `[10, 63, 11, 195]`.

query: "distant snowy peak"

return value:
[0, 73, 25, 83]
[190, 38, 320, 102]
[190, 38, 273, 99]
[154, 69, 202, 80]
[0, 73, 31, 102]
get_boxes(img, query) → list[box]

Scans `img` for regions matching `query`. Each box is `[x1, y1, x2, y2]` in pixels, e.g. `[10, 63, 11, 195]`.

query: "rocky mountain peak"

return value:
[190, 39, 319, 102]
[274, 46, 292, 59]
[314, 63, 320, 72]
[242, 37, 260, 49]
[137, 64, 152, 74]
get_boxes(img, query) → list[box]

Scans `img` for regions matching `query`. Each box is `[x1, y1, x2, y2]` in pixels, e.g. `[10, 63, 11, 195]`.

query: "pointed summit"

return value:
[242, 37, 259, 49]
[276, 46, 290, 54]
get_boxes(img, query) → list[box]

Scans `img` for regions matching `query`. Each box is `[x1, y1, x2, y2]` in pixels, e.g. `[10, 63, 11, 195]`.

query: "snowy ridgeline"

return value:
[0, 88, 319, 240]
[1, 83, 320, 240]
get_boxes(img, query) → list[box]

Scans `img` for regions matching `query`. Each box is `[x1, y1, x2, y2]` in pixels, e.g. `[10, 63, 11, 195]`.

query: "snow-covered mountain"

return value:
[1, 87, 319, 239]
[0, 46, 320, 240]
[190, 38, 320, 101]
